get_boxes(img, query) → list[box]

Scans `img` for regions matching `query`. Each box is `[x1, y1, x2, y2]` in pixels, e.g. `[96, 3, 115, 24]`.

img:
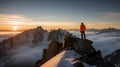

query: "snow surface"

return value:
[41, 50, 80, 67]
[41, 50, 97, 67]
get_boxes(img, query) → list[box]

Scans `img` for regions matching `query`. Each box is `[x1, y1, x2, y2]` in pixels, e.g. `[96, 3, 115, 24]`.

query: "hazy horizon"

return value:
[0, 26, 120, 32]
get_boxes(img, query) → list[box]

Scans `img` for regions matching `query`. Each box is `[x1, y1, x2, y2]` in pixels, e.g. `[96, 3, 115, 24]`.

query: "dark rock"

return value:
[81, 50, 104, 65]
[32, 26, 45, 43]
[97, 62, 115, 67]
[46, 40, 62, 60]
[48, 29, 70, 42]
[73, 39, 95, 56]
[62, 34, 80, 49]
[41, 49, 48, 64]
[4, 61, 33, 67]
[72, 39, 115, 67]
[36, 40, 62, 66]
[34, 60, 42, 67]
[8, 36, 14, 48]
[0, 39, 8, 56]
[104, 49, 120, 67]
[73, 62, 84, 67]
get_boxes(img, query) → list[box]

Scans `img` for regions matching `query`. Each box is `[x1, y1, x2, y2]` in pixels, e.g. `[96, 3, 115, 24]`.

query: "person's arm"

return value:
[80, 25, 81, 31]
[84, 25, 86, 30]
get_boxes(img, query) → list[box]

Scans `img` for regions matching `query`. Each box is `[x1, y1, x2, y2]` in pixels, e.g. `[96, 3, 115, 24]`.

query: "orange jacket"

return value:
[80, 24, 86, 32]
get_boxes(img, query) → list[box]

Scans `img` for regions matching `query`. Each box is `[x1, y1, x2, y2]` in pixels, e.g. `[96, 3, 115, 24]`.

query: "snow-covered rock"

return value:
[40, 35, 116, 67]
[41, 50, 99, 67]
[41, 50, 80, 67]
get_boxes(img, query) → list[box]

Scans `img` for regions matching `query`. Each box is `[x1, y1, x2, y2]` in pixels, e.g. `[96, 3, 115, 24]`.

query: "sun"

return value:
[13, 26, 18, 31]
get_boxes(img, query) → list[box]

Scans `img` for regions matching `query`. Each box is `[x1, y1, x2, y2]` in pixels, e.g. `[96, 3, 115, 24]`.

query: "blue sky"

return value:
[0, 0, 120, 30]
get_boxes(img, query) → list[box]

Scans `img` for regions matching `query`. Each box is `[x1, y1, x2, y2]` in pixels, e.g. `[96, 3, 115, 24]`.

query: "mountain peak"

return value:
[40, 35, 116, 67]
[36, 26, 44, 30]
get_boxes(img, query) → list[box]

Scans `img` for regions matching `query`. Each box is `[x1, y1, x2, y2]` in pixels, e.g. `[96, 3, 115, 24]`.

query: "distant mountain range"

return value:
[98, 28, 120, 34]
[68, 28, 120, 33]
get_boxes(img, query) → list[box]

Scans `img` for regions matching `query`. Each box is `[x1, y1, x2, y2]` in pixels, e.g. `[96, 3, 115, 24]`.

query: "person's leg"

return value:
[83, 31, 86, 39]
[81, 31, 83, 40]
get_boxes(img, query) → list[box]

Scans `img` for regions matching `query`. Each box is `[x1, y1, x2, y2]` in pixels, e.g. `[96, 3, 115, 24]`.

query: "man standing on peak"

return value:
[80, 22, 86, 40]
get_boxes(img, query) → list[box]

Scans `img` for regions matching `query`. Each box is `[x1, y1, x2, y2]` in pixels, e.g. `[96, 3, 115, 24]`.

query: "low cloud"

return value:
[102, 12, 120, 18]
[0, 14, 35, 26]
[0, 14, 40, 30]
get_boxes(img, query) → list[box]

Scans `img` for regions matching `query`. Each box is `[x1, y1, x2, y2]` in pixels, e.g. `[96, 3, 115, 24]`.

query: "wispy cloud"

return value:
[39, 16, 58, 19]
[102, 12, 120, 18]
[0, 14, 79, 30]
[0, 14, 37, 26]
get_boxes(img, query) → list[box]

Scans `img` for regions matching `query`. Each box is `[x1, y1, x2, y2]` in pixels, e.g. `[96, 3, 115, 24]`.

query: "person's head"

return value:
[81, 22, 83, 25]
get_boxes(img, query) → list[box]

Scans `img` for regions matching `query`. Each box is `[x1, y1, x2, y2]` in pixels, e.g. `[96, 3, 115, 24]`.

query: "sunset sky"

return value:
[0, 0, 120, 31]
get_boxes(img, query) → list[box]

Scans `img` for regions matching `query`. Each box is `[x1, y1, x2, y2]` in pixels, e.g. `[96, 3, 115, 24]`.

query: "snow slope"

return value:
[41, 50, 80, 67]
[41, 50, 97, 67]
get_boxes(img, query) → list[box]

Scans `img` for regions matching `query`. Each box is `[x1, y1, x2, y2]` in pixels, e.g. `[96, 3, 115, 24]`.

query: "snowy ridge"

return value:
[41, 50, 80, 67]
[41, 50, 97, 67]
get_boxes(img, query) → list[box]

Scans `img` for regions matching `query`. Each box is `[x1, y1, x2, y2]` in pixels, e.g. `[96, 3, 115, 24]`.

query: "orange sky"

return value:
[0, 14, 120, 31]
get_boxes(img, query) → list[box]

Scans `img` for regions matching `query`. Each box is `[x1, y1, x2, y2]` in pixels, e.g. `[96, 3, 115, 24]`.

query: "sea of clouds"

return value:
[0, 32, 50, 67]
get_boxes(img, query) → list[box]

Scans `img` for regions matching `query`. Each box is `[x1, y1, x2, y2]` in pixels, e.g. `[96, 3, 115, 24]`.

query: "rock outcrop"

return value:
[32, 26, 45, 43]
[38, 34, 116, 67]
[34, 40, 62, 67]
[35, 34, 78, 67]
[48, 29, 70, 42]
[104, 49, 120, 67]
[73, 39, 95, 55]
[62, 34, 80, 49]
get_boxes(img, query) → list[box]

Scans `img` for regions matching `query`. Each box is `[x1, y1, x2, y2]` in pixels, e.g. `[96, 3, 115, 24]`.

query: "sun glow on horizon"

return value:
[13, 26, 18, 31]
[0, 14, 120, 31]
